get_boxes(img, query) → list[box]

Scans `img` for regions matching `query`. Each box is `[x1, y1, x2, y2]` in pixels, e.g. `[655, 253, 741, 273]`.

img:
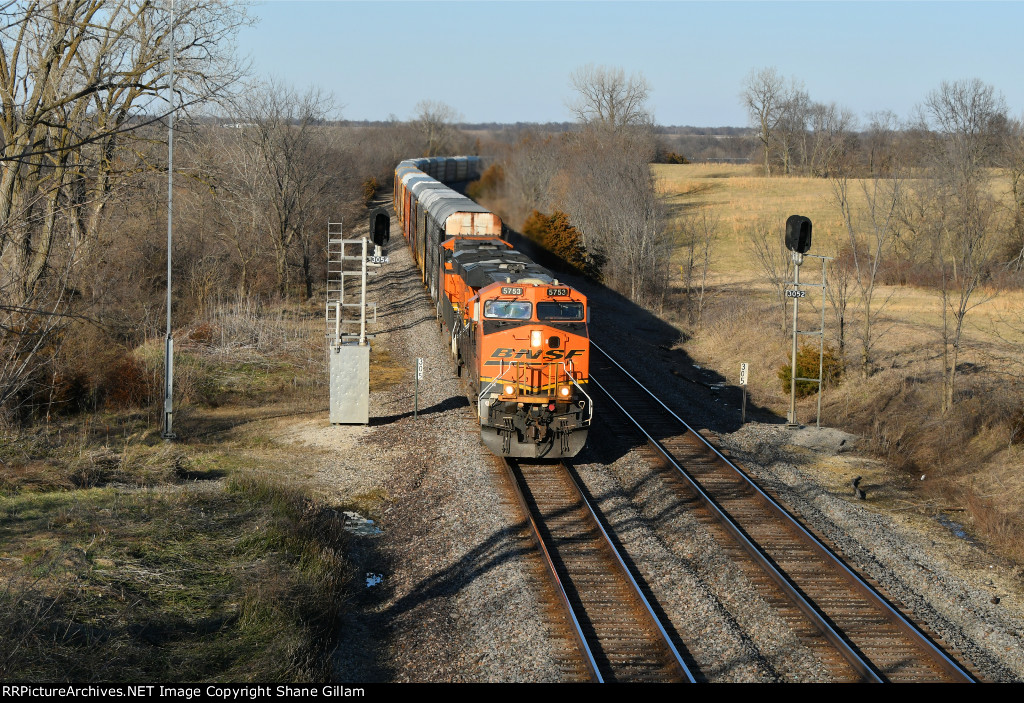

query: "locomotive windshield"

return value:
[537, 301, 585, 321]
[484, 300, 532, 320]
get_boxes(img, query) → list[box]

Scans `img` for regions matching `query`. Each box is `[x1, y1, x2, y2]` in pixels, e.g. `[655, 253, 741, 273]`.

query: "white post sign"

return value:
[414, 357, 423, 419]
[739, 362, 749, 424]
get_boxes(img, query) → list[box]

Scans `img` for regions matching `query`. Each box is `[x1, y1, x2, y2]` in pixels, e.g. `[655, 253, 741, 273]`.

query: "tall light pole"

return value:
[162, 0, 176, 439]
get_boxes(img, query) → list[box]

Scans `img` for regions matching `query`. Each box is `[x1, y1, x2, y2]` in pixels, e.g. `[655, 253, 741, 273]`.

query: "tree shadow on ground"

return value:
[505, 230, 784, 447]
[333, 507, 541, 681]
[332, 529, 395, 682]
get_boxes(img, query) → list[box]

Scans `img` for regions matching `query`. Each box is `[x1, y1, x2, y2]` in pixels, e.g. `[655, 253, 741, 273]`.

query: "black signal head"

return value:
[785, 215, 812, 254]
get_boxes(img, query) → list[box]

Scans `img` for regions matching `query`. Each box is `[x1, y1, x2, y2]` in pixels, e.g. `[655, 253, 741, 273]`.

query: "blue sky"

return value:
[236, 1, 1024, 127]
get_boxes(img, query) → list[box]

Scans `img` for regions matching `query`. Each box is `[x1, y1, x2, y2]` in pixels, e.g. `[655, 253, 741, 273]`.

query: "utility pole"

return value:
[162, 0, 176, 439]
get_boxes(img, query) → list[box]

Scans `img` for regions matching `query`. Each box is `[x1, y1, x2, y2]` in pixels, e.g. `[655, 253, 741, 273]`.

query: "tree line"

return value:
[740, 66, 1024, 183]
[0, 2, 477, 422]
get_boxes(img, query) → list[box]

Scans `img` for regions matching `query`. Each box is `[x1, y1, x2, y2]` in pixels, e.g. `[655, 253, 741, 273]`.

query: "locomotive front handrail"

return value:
[479, 361, 593, 425]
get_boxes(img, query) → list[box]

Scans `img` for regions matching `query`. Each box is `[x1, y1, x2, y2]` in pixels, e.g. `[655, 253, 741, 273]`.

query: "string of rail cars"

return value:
[394, 156, 591, 458]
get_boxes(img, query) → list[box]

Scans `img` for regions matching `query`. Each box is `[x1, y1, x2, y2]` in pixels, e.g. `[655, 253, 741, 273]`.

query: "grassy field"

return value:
[0, 301, 407, 682]
[654, 163, 849, 273]
[655, 163, 1024, 561]
[656, 162, 1024, 348]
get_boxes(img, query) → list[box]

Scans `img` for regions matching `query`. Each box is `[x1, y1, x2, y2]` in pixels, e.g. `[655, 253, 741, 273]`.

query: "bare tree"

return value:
[678, 209, 719, 325]
[504, 132, 560, 226]
[775, 85, 809, 175]
[201, 127, 269, 298]
[568, 64, 652, 132]
[556, 128, 670, 307]
[741, 67, 788, 176]
[556, 65, 668, 304]
[746, 216, 793, 332]
[998, 117, 1024, 269]
[808, 102, 857, 177]
[824, 241, 854, 358]
[831, 170, 903, 376]
[917, 78, 1008, 410]
[414, 100, 461, 157]
[923, 78, 1006, 184]
[336, 118, 422, 191]
[864, 110, 900, 177]
[0, 0, 248, 413]
[227, 81, 337, 299]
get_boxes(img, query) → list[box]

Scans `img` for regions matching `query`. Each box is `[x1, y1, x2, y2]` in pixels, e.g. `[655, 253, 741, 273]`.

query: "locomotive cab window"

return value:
[537, 301, 585, 321]
[484, 300, 532, 320]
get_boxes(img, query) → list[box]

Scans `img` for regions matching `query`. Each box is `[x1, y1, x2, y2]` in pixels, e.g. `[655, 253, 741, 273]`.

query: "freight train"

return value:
[394, 156, 591, 458]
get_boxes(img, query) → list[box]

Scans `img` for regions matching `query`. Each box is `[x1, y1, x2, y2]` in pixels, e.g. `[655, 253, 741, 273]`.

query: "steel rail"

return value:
[561, 461, 697, 683]
[590, 341, 977, 683]
[505, 458, 695, 683]
[499, 458, 603, 682]
[590, 370, 880, 682]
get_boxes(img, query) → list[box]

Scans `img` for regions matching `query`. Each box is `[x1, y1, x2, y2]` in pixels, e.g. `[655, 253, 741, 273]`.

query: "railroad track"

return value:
[502, 458, 695, 683]
[588, 341, 978, 683]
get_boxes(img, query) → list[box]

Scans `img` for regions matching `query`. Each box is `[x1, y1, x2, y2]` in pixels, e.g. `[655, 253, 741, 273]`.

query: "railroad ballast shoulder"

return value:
[394, 156, 592, 458]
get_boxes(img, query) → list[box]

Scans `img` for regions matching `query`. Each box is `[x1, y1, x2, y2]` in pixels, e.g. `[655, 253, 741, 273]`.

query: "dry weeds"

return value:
[0, 296, 405, 682]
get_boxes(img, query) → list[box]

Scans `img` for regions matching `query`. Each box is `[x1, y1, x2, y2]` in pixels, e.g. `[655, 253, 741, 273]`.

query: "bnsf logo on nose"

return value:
[490, 348, 584, 360]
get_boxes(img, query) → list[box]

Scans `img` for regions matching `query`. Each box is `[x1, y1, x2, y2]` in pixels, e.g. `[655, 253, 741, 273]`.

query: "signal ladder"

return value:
[326, 221, 379, 347]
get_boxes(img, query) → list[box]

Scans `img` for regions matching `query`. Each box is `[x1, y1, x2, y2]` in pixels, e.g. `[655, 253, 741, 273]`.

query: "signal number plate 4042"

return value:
[785, 289, 807, 298]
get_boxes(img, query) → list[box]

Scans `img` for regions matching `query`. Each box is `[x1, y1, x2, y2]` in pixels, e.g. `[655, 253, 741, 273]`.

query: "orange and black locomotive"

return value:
[395, 157, 591, 458]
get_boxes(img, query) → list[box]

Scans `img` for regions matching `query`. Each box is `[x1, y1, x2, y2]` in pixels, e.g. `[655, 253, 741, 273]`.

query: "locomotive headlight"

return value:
[503, 383, 517, 397]
[558, 385, 571, 398]
[530, 330, 542, 348]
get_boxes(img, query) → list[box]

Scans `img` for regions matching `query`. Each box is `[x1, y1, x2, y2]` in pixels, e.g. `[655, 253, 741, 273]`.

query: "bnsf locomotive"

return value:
[394, 156, 592, 458]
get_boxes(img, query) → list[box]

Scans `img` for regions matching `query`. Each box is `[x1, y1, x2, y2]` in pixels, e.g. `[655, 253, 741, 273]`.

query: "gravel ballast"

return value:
[569, 264, 1024, 682]
[278, 217, 1024, 682]
[296, 228, 564, 682]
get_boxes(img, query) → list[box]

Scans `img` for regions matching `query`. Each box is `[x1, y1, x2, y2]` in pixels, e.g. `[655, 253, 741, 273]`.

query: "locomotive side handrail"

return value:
[566, 369, 593, 425]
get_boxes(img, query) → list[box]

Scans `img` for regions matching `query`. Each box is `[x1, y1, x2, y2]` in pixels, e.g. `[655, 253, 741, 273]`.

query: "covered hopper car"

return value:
[394, 156, 592, 458]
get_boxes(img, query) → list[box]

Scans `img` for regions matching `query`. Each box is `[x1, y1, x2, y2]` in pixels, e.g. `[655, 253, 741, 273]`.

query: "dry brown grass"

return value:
[0, 470, 351, 681]
[655, 163, 849, 272]
[369, 346, 409, 391]
[656, 163, 1019, 282]
[0, 297, 374, 682]
[659, 164, 1024, 562]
